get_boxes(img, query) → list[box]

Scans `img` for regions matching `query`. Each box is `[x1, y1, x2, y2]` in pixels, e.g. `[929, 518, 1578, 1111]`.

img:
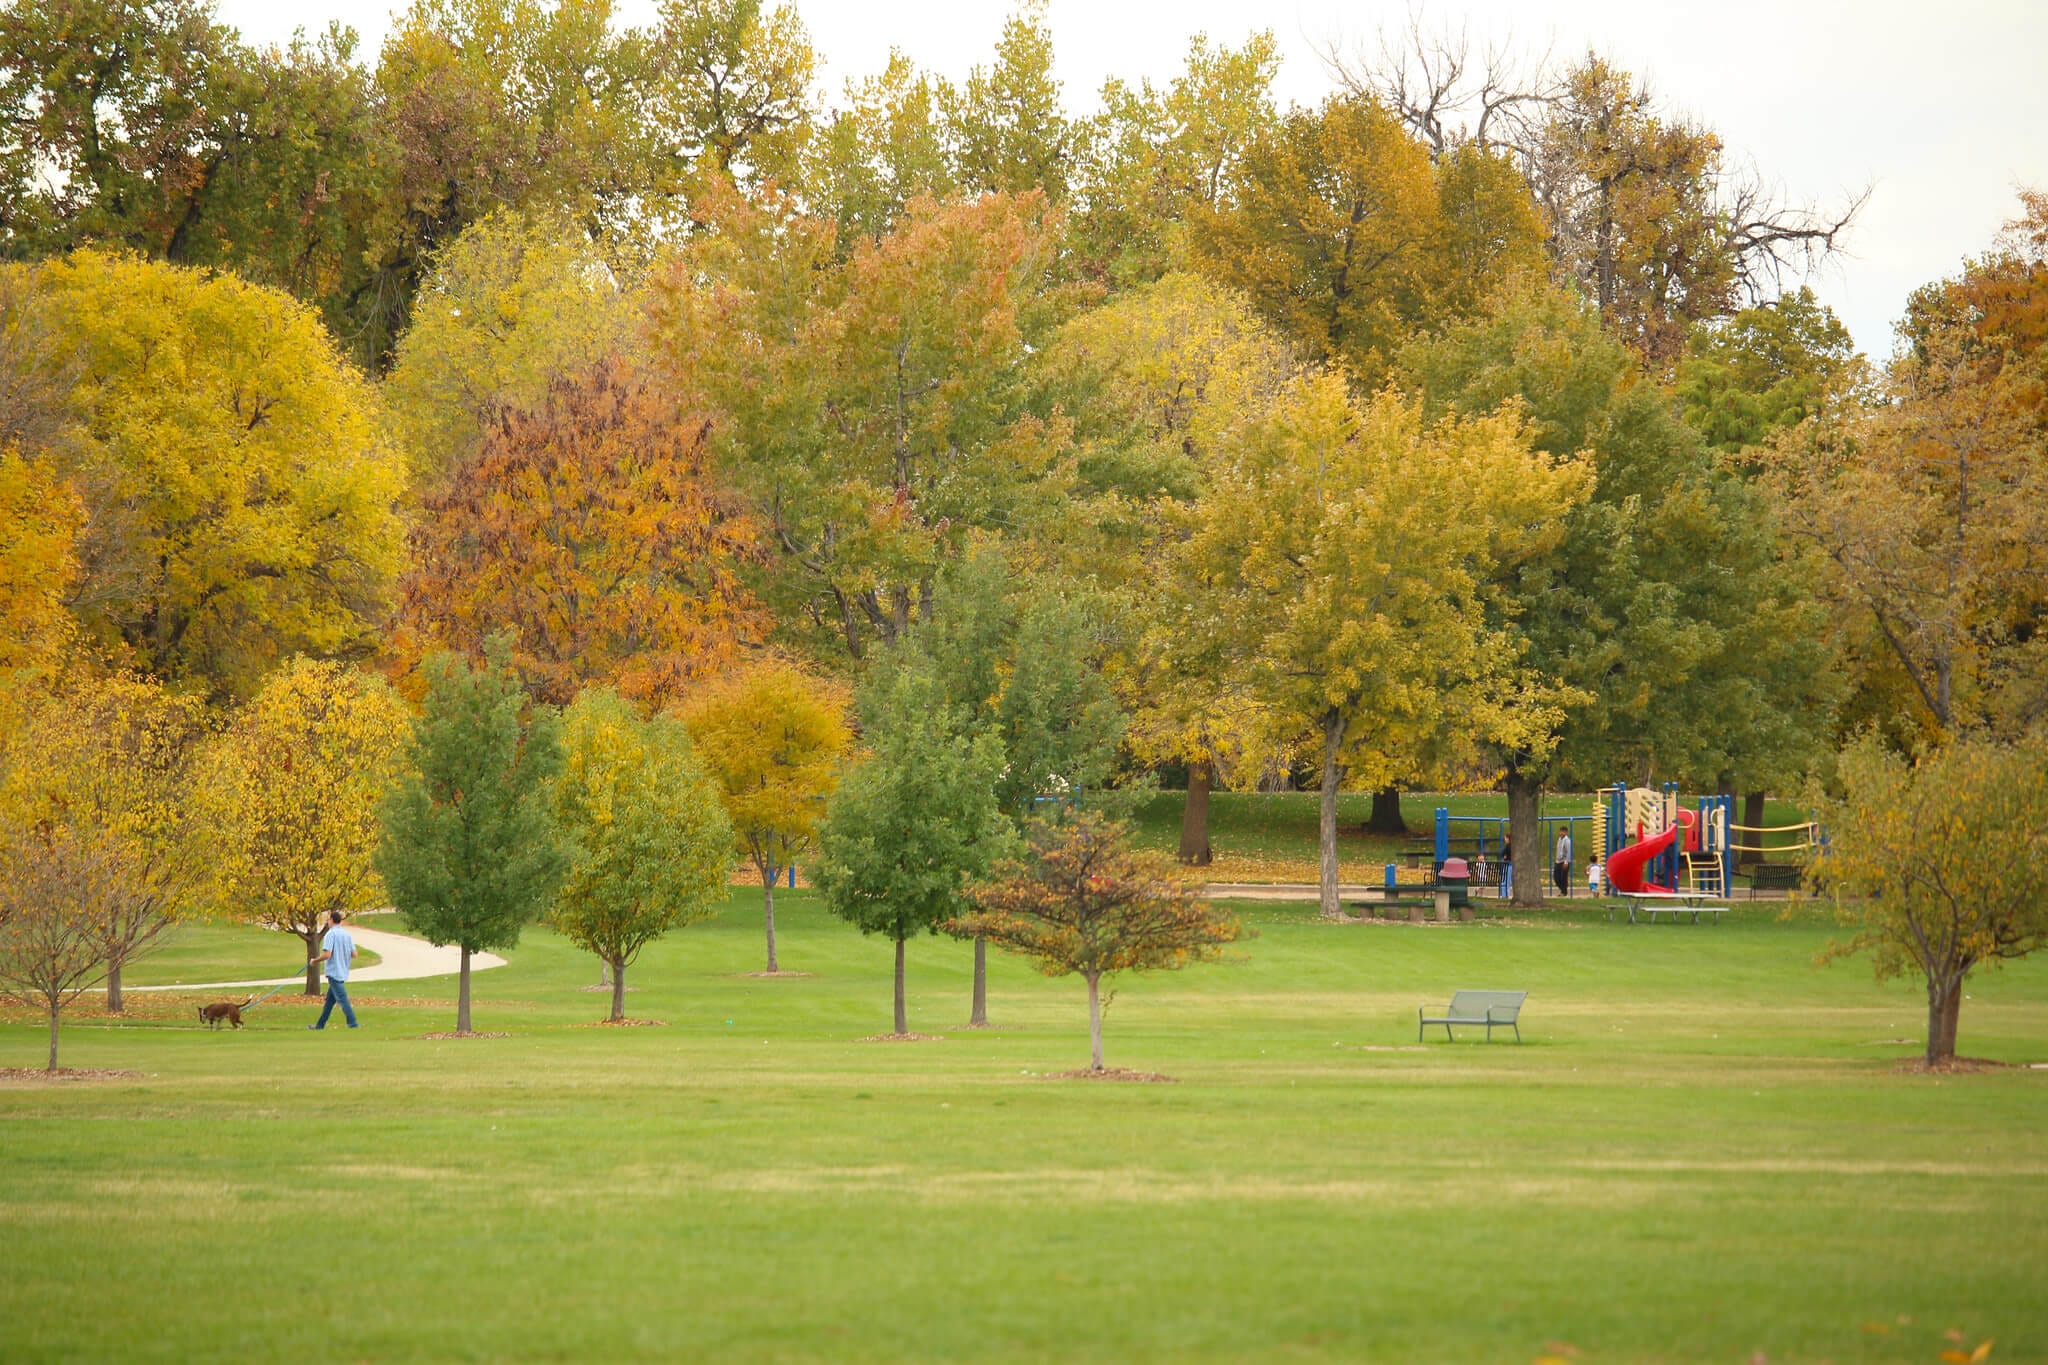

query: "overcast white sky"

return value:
[222, 0, 2048, 359]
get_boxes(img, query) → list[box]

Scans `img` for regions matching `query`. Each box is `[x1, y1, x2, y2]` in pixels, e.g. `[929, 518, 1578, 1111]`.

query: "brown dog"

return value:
[198, 998, 253, 1030]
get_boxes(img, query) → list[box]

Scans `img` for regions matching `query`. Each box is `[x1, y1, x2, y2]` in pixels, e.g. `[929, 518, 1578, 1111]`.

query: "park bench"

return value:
[1745, 862, 1805, 898]
[1419, 989, 1526, 1043]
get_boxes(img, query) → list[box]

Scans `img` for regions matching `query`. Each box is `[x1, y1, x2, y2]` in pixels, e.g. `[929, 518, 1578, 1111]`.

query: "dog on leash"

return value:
[198, 998, 253, 1030]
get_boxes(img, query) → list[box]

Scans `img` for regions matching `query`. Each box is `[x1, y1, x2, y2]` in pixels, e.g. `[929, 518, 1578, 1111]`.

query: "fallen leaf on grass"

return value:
[1860, 1322, 1891, 1335]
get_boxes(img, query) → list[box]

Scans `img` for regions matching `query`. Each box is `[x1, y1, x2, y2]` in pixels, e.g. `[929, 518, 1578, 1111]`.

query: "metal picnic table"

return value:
[1607, 890, 1730, 925]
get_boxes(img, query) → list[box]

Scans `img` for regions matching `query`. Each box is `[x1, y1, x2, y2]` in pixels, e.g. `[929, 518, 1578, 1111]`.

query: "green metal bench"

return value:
[1745, 862, 1805, 898]
[1419, 989, 1526, 1043]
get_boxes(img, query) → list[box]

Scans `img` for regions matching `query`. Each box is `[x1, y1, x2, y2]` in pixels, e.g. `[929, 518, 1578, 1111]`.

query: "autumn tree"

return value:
[1816, 733, 2048, 1066]
[1038, 273, 1299, 864]
[551, 689, 735, 1023]
[956, 812, 1242, 1073]
[1071, 33, 1281, 287]
[0, 449, 83, 679]
[1190, 95, 1444, 382]
[804, 53, 956, 245]
[0, 674, 209, 1011]
[377, 639, 566, 1034]
[814, 646, 1011, 1036]
[1186, 373, 1592, 914]
[382, 208, 643, 483]
[940, 5, 1076, 202]
[651, 184, 1075, 661]
[393, 358, 767, 708]
[910, 552, 1133, 1026]
[1331, 31, 1863, 366]
[202, 659, 412, 994]
[1399, 281, 1836, 903]
[0, 824, 138, 1072]
[23, 252, 407, 703]
[678, 657, 853, 973]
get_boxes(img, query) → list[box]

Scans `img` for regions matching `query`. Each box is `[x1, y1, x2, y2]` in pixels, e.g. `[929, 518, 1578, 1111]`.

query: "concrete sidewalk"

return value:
[129, 920, 505, 992]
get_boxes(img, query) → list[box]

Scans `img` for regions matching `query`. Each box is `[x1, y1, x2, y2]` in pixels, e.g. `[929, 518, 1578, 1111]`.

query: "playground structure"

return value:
[1417, 790, 1822, 898]
[1593, 784, 1823, 896]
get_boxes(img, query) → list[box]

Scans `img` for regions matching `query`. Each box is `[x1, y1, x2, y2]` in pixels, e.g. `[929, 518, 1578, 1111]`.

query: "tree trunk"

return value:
[599, 958, 610, 987]
[1366, 785, 1408, 835]
[1926, 971, 1964, 1066]
[762, 871, 779, 974]
[303, 927, 322, 995]
[457, 946, 472, 1034]
[1506, 769, 1544, 907]
[1086, 972, 1104, 1071]
[1179, 760, 1213, 866]
[610, 958, 626, 1023]
[106, 962, 123, 1014]
[47, 1002, 60, 1072]
[969, 936, 988, 1027]
[893, 937, 907, 1036]
[1318, 708, 1345, 919]
[1740, 790, 1766, 867]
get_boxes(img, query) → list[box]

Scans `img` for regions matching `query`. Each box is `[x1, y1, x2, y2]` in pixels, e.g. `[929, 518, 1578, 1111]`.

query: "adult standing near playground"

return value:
[1498, 835, 1513, 898]
[1553, 828, 1573, 897]
[307, 910, 359, 1030]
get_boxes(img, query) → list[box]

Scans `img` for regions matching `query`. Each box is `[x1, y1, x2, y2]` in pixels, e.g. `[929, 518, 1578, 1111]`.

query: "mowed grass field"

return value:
[4, 890, 2045, 1363]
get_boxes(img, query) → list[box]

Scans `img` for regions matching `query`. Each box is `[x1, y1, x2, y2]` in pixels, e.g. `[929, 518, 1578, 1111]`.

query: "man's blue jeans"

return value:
[315, 979, 358, 1029]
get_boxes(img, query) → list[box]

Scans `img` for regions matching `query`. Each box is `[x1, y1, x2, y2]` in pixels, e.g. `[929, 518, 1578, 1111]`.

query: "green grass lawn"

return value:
[4, 889, 2043, 1363]
[1131, 789, 1816, 881]
[118, 918, 382, 987]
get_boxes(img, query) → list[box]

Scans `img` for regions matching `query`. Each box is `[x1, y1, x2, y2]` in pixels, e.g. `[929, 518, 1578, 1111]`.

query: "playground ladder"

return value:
[1683, 850, 1724, 896]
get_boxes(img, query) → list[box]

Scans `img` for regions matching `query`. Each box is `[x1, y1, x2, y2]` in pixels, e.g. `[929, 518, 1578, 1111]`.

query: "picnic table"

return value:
[1607, 890, 1730, 925]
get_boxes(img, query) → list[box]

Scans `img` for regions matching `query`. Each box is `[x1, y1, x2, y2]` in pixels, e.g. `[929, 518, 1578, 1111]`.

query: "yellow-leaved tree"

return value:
[1039, 273, 1301, 865]
[0, 447, 83, 679]
[201, 658, 412, 993]
[1185, 376, 1593, 915]
[0, 672, 210, 1011]
[25, 251, 407, 703]
[678, 658, 853, 974]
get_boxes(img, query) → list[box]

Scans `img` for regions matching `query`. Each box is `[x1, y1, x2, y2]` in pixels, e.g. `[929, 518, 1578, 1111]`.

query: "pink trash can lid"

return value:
[1440, 857, 1470, 876]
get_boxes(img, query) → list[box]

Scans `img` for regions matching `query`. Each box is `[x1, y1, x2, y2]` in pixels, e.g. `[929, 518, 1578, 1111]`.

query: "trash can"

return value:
[1439, 856, 1471, 910]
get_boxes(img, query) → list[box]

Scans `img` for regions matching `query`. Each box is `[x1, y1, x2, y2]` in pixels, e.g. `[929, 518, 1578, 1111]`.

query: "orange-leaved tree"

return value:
[955, 812, 1243, 1073]
[393, 358, 768, 707]
[677, 657, 853, 973]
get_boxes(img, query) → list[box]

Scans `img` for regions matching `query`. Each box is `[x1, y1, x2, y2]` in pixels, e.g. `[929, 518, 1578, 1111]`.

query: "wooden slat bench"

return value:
[1419, 989, 1526, 1042]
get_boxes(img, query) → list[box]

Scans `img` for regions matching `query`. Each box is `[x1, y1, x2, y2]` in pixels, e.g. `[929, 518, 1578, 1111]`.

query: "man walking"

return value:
[308, 909, 359, 1030]
[1553, 827, 1573, 898]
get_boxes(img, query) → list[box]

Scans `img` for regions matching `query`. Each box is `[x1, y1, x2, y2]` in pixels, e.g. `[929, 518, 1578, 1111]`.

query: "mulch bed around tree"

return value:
[1043, 1067, 1177, 1083]
[420, 1031, 511, 1040]
[860, 1032, 943, 1042]
[0, 1067, 149, 1083]
[1892, 1056, 2014, 1074]
[576, 984, 638, 993]
[578, 1018, 666, 1028]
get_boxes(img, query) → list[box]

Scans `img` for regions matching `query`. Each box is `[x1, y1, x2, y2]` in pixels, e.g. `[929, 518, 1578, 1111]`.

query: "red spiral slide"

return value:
[1605, 809, 1696, 894]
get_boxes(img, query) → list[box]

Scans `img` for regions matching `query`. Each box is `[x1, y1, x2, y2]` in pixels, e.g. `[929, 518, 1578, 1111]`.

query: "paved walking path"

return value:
[129, 919, 505, 992]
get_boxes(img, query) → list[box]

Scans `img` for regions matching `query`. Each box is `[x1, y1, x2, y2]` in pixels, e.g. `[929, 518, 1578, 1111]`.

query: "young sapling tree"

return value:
[551, 690, 734, 1023]
[378, 639, 565, 1034]
[956, 812, 1244, 1072]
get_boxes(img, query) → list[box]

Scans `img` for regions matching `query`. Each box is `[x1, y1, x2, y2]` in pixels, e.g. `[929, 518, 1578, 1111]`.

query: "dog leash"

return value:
[239, 977, 300, 1012]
